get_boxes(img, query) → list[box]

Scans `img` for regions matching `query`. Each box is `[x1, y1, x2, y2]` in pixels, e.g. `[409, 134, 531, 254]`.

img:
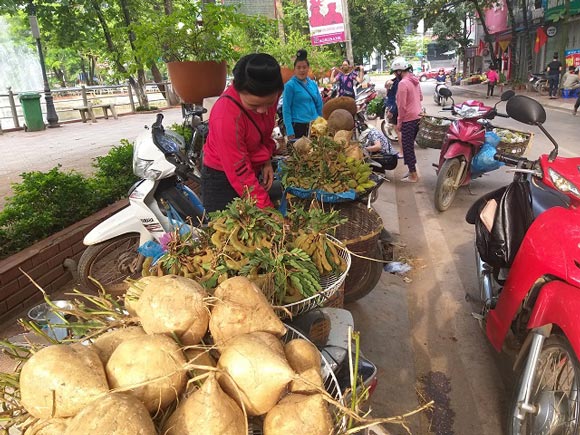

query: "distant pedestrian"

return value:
[330, 59, 363, 99]
[396, 61, 423, 183]
[546, 52, 562, 99]
[486, 65, 499, 97]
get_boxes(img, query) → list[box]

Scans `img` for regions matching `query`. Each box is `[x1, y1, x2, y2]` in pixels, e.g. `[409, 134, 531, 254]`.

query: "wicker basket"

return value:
[416, 115, 452, 149]
[493, 127, 533, 157]
[332, 202, 384, 301]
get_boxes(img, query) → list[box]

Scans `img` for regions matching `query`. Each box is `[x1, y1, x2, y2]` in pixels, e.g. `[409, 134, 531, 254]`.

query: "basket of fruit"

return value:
[416, 115, 453, 149]
[493, 127, 533, 157]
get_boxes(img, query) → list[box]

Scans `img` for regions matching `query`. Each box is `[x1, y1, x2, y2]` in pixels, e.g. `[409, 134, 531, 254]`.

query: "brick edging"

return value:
[0, 200, 128, 325]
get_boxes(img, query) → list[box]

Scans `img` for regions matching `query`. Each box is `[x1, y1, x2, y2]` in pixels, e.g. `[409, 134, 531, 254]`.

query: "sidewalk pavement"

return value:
[446, 82, 578, 113]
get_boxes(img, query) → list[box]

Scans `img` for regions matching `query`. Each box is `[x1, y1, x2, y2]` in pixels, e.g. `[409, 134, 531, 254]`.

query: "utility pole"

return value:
[343, 0, 354, 62]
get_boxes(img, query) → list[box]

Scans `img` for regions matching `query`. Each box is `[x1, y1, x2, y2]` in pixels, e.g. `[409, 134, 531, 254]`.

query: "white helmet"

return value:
[390, 57, 408, 72]
[359, 126, 376, 142]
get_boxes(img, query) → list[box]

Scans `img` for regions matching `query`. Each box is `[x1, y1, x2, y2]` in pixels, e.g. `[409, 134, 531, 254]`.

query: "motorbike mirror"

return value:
[505, 95, 546, 125]
[438, 87, 452, 98]
[500, 90, 515, 101]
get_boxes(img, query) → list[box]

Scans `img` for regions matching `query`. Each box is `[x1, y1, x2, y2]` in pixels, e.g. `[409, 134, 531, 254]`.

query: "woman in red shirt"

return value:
[201, 53, 284, 213]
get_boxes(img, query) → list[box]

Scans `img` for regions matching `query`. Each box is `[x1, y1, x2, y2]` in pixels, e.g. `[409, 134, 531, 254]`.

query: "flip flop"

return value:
[400, 176, 418, 183]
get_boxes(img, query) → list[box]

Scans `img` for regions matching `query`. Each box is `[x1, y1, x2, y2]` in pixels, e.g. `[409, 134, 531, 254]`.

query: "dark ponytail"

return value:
[233, 53, 283, 97]
[294, 49, 309, 67]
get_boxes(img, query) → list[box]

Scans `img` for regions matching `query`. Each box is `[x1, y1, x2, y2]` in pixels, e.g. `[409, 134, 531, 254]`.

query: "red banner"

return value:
[307, 0, 346, 46]
[534, 27, 548, 53]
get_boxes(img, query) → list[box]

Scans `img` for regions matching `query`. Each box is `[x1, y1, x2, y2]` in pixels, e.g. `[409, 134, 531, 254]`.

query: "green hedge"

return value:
[0, 140, 137, 259]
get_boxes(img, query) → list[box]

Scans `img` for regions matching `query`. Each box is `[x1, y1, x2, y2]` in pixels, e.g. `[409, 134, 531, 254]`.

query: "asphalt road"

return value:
[354, 79, 579, 434]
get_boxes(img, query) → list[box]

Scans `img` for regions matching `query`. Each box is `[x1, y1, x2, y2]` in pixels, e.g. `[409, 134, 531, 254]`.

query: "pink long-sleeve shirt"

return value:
[396, 74, 423, 129]
[203, 86, 277, 209]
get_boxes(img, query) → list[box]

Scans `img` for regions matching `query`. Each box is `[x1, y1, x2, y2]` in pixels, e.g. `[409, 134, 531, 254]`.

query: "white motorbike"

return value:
[77, 113, 205, 295]
[433, 82, 449, 106]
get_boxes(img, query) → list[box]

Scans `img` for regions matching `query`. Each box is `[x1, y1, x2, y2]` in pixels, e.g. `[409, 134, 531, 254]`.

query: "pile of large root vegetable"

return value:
[1, 275, 348, 435]
[145, 196, 348, 307]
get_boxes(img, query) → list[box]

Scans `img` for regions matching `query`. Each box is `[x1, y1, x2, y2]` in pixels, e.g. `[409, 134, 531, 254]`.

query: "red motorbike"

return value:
[433, 87, 515, 211]
[466, 95, 580, 434]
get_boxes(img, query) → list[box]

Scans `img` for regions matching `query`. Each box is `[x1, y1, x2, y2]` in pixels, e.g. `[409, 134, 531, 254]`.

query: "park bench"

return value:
[74, 102, 118, 123]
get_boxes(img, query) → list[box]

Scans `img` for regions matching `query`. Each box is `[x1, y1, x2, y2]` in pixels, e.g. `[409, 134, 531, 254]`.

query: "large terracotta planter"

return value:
[281, 66, 317, 83]
[167, 61, 227, 104]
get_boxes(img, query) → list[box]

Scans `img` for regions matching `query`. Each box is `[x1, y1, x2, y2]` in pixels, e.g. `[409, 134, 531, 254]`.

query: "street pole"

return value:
[343, 0, 354, 63]
[28, 0, 59, 128]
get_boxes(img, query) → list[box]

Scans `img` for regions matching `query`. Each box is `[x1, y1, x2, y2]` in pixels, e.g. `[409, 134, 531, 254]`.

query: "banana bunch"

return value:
[292, 230, 346, 275]
[281, 136, 376, 194]
[341, 154, 375, 193]
[143, 244, 225, 287]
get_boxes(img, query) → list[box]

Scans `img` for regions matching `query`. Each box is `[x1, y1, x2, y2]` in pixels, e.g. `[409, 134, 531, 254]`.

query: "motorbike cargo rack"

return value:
[492, 127, 533, 157]
[416, 114, 453, 149]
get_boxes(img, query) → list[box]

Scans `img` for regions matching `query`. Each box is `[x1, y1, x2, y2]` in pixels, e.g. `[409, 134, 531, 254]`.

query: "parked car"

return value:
[418, 67, 455, 82]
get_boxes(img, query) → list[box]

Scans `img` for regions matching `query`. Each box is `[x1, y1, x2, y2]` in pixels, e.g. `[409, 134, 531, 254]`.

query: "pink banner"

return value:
[484, 0, 508, 33]
[307, 0, 346, 46]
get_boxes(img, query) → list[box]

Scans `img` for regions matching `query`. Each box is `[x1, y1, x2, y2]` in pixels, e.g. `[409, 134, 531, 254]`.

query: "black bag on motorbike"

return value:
[475, 181, 533, 269]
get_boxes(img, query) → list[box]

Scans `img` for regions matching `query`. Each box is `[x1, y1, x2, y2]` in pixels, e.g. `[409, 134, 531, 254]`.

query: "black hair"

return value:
[554, 52, 559, 59]
[569, 65, 576, 71]
[342, 59, 351, 66]
[294, 49, 309, 67]
[233, 53, 283, 97]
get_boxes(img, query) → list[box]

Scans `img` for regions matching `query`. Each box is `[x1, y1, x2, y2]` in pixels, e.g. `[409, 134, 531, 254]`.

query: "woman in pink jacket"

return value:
[396, 62, 423, 183]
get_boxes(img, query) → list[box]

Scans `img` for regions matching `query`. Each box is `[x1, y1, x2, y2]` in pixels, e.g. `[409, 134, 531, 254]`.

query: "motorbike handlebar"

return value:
[494, 152, 529, 167]
[495, 112, 509, 118]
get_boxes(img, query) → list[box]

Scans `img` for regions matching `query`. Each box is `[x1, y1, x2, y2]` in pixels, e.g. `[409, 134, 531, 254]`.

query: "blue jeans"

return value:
[548, 75, 559, 97]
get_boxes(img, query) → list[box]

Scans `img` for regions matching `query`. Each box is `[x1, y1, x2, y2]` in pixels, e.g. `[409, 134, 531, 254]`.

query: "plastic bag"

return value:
[137, 240, 165, 262]
[471, 131, 504, 175]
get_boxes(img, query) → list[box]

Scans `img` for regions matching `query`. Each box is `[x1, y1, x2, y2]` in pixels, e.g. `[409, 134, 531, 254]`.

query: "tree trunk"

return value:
[150, 62, 179, 106]
[119, 0, 149, 108]
[470, 0, 498, 66]
[53, 68, 66, 87]
[521, 0, 533, 75]
[89, 56, 97, 86]
[164, 0, 172, 15]
[504, 0, 519, 80]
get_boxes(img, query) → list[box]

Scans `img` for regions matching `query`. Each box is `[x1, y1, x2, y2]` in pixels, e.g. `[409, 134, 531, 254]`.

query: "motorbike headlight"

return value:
[548, 168, 580, 198]
[133, 158, 162, 180]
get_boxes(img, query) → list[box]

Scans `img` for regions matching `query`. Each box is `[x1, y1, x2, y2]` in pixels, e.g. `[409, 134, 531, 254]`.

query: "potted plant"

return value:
[260, 31, 339, 83]
[135, 3, 241, 104]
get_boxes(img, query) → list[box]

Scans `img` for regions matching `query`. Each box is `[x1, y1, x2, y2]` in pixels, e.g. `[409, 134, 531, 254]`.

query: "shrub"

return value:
[0, 168, 97, 258]
[367, 97, 384, 117]
[0, 141, 136, 259]
[90, 140, 138, 207]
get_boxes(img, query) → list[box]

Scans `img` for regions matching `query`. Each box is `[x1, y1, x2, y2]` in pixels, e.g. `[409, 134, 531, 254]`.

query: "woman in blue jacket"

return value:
[282, 50, 323, 139]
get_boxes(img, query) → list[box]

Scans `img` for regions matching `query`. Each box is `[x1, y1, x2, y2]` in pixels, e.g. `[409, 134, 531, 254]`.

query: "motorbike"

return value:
[465, 94, 580, 434]
[432, 87, 515, 212]
[353, 84, 378, 136]
[528, 72, 549, 95]
[433, 82, 449, 106]
[380, 105, 399, 142]
[77, 113, 205, 295]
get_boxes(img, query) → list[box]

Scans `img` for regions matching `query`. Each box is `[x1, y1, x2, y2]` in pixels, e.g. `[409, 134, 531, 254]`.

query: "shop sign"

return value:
[546, 26, 557, 37]
[565, 49, 580, 68]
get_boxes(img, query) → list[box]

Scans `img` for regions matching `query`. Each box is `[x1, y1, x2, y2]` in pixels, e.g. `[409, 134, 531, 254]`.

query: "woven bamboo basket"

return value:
[416, 115, 452, 149]
[493, 127, 533, 157]
[332, 202, 384, 302]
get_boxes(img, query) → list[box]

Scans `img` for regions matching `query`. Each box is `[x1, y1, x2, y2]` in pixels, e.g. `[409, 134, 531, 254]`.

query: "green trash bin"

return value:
[19, 92, 45, 132]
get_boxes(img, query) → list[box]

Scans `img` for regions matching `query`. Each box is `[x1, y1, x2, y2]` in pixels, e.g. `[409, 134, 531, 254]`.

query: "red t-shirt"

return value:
[203, 86, 278, 208]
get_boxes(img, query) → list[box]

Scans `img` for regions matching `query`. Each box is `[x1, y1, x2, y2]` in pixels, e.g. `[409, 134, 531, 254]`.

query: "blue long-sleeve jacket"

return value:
[282, 76, 323, 137]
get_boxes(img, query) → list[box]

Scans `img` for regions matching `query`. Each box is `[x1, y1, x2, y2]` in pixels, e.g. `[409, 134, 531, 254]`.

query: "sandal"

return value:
[400, 176, 418, 183]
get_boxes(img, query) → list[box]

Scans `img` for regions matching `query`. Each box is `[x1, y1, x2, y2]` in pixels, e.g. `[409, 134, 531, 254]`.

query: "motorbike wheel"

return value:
[380, 117, 399, 142]
[77, 233, 144, 296]
[434, 158, 463, 212]
[507, 335, 580, 435]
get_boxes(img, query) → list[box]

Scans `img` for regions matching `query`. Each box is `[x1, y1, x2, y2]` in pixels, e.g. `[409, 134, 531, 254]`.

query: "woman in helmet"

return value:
[384, 57, 407, 144]
[396, 62, 423, 183]
[435, 69, 447, 84]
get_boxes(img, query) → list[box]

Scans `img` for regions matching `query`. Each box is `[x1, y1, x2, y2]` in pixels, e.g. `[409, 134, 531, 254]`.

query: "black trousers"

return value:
[200, 165, 283, 213]
[201, 165, 239, 214]
[292, 122, 310, 138]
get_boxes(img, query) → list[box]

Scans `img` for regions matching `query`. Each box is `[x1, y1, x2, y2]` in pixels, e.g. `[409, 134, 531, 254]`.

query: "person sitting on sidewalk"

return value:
[561, 66, 580, 91]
